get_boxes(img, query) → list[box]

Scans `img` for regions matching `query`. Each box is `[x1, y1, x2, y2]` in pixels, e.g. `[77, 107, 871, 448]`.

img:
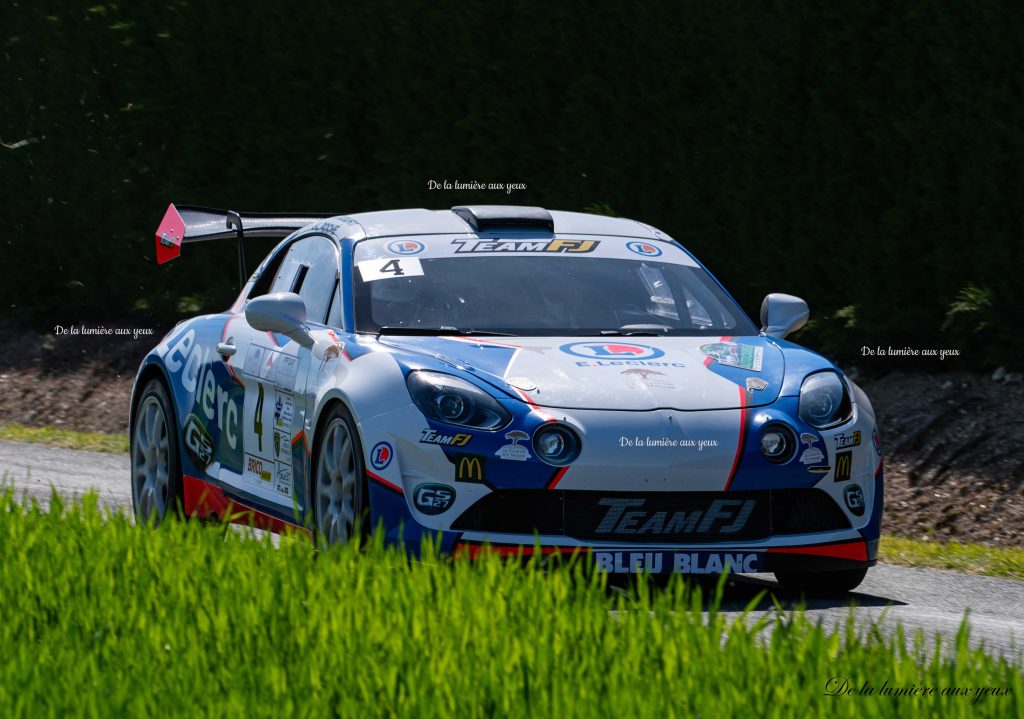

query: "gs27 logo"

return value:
[413, 483, 456, 515]
[183, 413, 214, 469]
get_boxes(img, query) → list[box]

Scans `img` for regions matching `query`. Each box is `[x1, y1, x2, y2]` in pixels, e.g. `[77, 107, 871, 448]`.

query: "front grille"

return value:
[770, 490, 851, 534]
[451, 488, 850, 542]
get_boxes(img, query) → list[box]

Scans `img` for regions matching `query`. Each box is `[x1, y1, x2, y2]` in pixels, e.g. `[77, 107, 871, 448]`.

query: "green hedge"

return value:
[3, 2, 1022, 368]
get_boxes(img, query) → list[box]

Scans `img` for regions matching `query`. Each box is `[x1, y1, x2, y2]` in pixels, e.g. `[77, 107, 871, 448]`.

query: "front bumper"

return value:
[359, 397, 884, 574]
[366, 467, 884, 574]
[453, 539, 877, 575]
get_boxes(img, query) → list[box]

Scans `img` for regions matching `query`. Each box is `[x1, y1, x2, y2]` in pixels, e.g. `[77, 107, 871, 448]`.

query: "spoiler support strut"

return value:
[226, 211, 248, 290]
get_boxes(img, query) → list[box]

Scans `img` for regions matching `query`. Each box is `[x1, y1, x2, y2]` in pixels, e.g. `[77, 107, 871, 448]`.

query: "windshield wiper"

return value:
[376, 326, 518, 338]
[599, 324, 672, 337]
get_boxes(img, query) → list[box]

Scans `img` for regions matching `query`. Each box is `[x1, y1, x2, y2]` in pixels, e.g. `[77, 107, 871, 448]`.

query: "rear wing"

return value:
[155, 203, 341, 287]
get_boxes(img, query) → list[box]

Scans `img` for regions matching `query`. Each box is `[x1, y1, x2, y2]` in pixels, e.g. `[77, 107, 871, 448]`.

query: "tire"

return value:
[130, 379, 182, 525]
[774, 568, 868, 596]
[312, 403, 369, 548]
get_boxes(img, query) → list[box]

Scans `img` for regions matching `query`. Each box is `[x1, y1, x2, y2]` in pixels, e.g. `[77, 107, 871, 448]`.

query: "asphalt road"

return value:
[1, 439, 132, 510]
[2, 439, 1022, 659]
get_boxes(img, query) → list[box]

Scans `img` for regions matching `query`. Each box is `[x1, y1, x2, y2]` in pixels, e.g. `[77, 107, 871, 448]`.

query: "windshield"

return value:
[352, 236, 757, 336]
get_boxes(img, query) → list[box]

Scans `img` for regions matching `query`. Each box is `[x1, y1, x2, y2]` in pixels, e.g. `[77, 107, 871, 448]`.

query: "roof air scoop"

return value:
[451, 205, 554, 233]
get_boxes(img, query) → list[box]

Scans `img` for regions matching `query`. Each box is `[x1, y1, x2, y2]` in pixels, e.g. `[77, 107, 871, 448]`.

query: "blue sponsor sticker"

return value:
[626, 241, 663, 257]
[388, 239, 425, 255]
[370, 441, 394, 470]
[560, 342, 665, 361]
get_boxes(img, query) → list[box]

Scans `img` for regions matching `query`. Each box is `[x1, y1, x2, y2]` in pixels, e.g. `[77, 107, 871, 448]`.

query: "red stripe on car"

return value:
[366, 469, 403, 495]
[290, 431, 310, 456]
[767, 540, 868, 562]
[454, 542, 590, 559]
[181, 474, 310, 537]
[723, 384, 747, 491]
[546, 466, 570, 489]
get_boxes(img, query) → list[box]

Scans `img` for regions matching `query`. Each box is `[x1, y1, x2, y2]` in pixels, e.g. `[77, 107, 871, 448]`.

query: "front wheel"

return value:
[131, 379, 182, 525]
[774, 568, 869, 596]
[312, 404, 369, 549]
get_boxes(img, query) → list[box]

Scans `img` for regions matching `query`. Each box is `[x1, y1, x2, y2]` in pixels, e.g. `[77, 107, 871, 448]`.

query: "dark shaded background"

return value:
[2, 1, 1022, 370]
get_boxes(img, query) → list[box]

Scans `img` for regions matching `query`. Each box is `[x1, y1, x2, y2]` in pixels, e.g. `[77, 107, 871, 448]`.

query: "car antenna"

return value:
[226, 210, 248, 290]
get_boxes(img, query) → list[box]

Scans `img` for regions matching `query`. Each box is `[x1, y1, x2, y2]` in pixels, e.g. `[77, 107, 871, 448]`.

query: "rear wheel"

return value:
[313, 404, 368, 548]
[131, 379, 182, 525]
[774, 568, 868, 596]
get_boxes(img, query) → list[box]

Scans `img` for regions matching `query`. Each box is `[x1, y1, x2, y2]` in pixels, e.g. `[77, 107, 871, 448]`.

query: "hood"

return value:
[378, 335, 785, 411]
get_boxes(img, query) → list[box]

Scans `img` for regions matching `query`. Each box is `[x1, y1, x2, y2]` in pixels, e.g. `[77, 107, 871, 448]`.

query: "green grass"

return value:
[880, 536, 1024, 580]
[0, 491, 1021, 717]
[0, 422, 128, 454]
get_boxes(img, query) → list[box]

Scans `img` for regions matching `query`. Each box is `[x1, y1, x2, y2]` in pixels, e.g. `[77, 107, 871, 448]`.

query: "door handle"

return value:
[217, 342, 237, 357]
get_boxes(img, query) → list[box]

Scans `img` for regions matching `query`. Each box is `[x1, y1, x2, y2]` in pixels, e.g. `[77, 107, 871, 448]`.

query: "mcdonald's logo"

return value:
[834, 451, 853, 482]
[455, 453, 486, 483]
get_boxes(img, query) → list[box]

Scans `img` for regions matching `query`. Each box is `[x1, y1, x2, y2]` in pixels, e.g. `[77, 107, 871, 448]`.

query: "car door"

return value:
[220, 234, 341, 513]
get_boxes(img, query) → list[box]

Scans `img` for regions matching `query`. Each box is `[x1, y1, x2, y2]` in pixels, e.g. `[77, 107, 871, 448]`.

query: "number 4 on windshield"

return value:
[357, 258, 424, 282]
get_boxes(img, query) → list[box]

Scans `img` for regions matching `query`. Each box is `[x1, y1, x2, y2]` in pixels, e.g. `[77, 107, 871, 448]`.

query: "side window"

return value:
[267, 235, 339, 325]
[249, 247, 289, 299]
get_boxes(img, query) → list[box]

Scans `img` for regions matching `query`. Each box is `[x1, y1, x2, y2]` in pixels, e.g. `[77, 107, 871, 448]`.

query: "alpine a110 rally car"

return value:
[132, 203, 883, 593]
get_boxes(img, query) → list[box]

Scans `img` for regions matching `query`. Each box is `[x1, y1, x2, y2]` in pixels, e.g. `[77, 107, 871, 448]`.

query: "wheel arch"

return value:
[307, 390, 365, 513]
[130, 360, 180, 438]
[129, 358, 186, 517]
[307, 389, 373, 540]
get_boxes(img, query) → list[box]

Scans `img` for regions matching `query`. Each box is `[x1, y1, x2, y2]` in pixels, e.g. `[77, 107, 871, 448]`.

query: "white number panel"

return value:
[238, 343, 303, 503]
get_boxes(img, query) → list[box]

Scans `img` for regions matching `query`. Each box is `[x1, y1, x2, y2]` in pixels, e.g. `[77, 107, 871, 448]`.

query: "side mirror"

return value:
[245, 292, 314, 347]
[759, 293, 809, 339]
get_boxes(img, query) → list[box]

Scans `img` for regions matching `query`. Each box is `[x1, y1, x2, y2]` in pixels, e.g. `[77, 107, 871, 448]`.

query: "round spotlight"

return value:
[532, 424, 581, 466]
[759, 423, 796, 464]
[761, 431, 786, 456]
[537, 431, 564, 457]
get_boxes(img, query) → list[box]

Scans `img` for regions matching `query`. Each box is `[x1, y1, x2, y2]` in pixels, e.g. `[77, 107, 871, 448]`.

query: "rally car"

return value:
[132, 203, 883, 594]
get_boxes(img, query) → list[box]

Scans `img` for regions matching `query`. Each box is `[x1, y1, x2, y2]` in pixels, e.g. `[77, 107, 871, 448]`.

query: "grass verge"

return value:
[1, 491, 1022, 717]
[880, 536, 1024, 580]
[0, 422, 127, 454]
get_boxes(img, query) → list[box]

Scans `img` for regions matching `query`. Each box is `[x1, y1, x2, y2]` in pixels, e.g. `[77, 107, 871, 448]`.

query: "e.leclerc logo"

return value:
[626, 241, 662, 257]
[559, 342, 682, 368]
[370, 441, 393, 470]
[388, 239, 424, 255]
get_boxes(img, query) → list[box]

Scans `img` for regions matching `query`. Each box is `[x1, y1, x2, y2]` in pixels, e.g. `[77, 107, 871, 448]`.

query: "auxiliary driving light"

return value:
[760, 423, 796, 464]
[532, 424, 581, 466]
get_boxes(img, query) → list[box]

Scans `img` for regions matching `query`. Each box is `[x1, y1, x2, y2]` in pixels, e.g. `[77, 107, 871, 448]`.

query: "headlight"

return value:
[406, 371, 512, 430]
[532, 424, 582, 466]
[759, 423, 796, 463]
[798, 371, 852, 429]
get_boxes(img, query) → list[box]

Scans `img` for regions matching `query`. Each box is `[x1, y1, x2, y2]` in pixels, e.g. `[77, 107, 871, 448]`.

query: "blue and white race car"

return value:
[132, 203, 883, 593]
